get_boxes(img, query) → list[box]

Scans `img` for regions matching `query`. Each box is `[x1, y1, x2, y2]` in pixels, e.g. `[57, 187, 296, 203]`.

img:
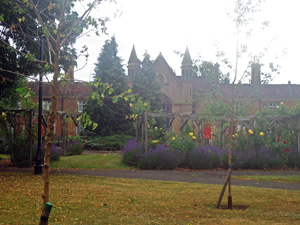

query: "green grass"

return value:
[51, 154, 132, 170]
[0, 154, 9, 159]
[1, 171, 300, 224]
[232, 175, 300, 183]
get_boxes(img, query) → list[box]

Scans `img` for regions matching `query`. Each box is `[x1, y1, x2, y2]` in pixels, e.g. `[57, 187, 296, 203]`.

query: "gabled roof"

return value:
[128, 45, 140, 64]
[182, 46, 192, 64]
[153, 52, 177, 76]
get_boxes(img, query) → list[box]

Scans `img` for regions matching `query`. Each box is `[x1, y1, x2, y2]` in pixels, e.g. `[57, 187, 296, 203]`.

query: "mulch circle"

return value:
[218, 205, 249, 210]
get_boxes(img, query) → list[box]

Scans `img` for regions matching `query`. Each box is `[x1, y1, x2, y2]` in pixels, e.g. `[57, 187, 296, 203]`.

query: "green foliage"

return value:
[7, 134, 30, 167]
[66, 143, 83, 156]
[165, 133, 198, 155]
[84, 134, 135, 151]
[131, 52, 161, 111]
[130, 98, 150, 119]
[85, 37, 134, 136]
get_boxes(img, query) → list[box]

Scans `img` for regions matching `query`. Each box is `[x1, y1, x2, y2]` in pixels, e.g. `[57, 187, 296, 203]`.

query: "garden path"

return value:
[1, 166, 300, 191]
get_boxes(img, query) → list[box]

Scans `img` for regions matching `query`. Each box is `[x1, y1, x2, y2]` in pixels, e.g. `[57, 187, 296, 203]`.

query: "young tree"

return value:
[132, 52, 161, 111]
[85, 36, 134, 136]
[212, 0, 281, 209]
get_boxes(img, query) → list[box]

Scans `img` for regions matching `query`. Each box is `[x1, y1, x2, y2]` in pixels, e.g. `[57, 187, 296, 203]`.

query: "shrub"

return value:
[166, 134, 198, 154]
[185, 146, 223, 169]
[84, 134, 134, 151]
[32, 143, 63, 163]
[122, 139, 143, 166]
[8, 135, 31, 167]
[287, 148, 300, 168]
[137, 144, 183, 170]
[0, 138, 8, 154]
[65, 140, 83, 156]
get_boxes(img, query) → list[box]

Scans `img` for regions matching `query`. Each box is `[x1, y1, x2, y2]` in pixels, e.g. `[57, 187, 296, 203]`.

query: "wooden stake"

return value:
[216, 167, 232, 208]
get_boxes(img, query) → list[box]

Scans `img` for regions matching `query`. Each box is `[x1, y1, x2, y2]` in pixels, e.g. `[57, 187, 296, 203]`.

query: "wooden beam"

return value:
[42, 115, 47, 127]
[71, 115, 78, 127]
[168, 117, 175, 127]
[179, 119, 188, 131]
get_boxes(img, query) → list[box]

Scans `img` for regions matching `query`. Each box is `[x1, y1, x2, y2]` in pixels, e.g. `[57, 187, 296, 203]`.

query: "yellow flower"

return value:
[248, 129, 253, 135]
[192, 136, 196, 140]
[172, 137, 176, 141]
[260, 132, 264, 136]
[144, 103, 147, 106]
[189, 132, 194, 137]
[280, 102, 284, 105]
[152, 140, 158, 143]
[129, 103, 133, 107]
[155, 127, 158, 130]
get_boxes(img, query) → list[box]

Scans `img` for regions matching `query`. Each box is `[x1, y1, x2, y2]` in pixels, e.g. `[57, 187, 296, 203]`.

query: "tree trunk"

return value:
[42, 47, 59, 212]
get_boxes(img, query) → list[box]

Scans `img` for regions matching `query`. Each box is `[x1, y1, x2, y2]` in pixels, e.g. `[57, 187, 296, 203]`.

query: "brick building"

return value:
[29, 76, 91, 138]
[128, 46, 300, 136]
[30, 46, 300, 138]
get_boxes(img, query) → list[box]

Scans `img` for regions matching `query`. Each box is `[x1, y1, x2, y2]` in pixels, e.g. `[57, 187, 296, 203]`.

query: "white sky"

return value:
[74, 0, 300, 84]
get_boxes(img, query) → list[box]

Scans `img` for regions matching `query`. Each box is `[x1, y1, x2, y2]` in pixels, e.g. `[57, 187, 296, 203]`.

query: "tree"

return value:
[1, 0, 110, 219]
[211, 0, 281, 209]
[0, 0, 45, 108]
[85, 36, 134, 136]
[132, 52, 161, 111]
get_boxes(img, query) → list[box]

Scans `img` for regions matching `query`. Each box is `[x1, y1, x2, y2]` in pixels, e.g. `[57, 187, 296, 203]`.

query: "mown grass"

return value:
[0, 154, 9, 159]
[51, 154, 132, 170]
[232, 175, 300, 183]
[0, 172, 300, 225]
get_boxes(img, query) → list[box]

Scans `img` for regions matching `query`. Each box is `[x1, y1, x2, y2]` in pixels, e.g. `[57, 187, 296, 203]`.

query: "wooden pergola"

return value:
[140, 111, 300, 156]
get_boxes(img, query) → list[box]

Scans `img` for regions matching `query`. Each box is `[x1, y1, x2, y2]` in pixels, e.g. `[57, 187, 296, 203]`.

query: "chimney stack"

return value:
[251, 63, 261, 86]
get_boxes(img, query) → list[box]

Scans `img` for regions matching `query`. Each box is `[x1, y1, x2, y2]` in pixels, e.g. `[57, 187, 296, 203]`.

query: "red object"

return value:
[148, 136, 151, 139]
[276, 139, 280, 142]
[204, 123, 211, 140]
[83, 141, 85, 144]
[164, 144, 168, 147]
[283, 148, 289, 152]
[283, 140, 287, 144]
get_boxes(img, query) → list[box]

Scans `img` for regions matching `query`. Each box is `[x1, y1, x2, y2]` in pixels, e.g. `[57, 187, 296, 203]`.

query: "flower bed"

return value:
[122, 139, 300, 170]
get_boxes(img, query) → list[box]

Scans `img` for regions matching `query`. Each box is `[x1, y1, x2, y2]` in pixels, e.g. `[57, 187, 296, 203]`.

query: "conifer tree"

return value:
[132, 52, 161, 111]
[85, 36, 133, 136]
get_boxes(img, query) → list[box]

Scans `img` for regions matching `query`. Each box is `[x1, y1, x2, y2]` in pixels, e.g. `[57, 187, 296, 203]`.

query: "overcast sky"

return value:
[74, 0, 300, 84]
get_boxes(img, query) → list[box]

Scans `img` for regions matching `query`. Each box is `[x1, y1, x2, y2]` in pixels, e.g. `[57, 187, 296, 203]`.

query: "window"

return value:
[78, 100, 86, 113]
[269, 102, 279, 110]
[42, 100, 51, 111]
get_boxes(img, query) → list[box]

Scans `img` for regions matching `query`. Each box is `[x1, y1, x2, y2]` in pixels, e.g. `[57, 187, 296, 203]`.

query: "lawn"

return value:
[51, 154, 132, 170]
[0, 171, 300, 224]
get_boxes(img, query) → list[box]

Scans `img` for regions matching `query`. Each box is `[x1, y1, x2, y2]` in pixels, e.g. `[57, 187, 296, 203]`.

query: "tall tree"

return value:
[85, 36, 133, 136]
[132, 52, 161, 111]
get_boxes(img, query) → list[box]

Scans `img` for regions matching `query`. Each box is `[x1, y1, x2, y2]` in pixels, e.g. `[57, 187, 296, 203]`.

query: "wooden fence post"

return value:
[144, 112, 148, 152]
